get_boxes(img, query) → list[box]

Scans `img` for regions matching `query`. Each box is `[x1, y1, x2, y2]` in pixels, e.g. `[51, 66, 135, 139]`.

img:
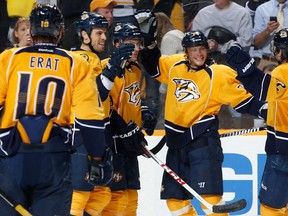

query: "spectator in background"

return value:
[12, 18, 33, 47]
[113, 0, 138, 26]
[252, 0, 288, 70]
[155, 12, 184, 55]
[246, 0, 269, 25]
[90, 0, 117, 60]
[192, 0, 253, 64]
[154, 12, 184, 129]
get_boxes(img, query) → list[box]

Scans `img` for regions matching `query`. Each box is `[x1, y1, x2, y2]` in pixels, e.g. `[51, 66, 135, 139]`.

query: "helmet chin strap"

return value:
[186, 60, 206, 71]
[83, 35, 98, 54]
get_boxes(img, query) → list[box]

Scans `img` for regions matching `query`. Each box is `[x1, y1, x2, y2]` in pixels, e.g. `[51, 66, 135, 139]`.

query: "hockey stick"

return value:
[141, 144, 247, 213]
[149, 135, 166, 155]
[219, 126, 266, 138]
[0, 189, 32, 216]
[149, 126, 266, 155]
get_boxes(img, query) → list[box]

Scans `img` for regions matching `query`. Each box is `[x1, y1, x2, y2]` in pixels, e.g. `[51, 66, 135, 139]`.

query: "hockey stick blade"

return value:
[212, 198, 247, 213]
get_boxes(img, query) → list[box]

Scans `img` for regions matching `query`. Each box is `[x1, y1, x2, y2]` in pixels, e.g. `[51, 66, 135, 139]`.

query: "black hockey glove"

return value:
[141, 105, 157, 136]
[86, 147, 113, 186]
[114, 121, 148, 157]
[225, 44, 256, 77]
[134, 9, 157, 49]
[102, 43, 135, 81]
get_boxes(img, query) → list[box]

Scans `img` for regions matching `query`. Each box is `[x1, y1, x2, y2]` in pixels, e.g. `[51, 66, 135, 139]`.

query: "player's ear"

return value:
[81, 30, 90, 43]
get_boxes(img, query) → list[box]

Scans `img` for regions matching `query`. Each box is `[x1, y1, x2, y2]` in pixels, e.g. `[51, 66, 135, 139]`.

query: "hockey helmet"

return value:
[113, 23, 143, 48]
[182, 30, 208, 48]
[270, 28, 288, 61]
[30, 4, 64, 39]
[76, 11, 108, 37]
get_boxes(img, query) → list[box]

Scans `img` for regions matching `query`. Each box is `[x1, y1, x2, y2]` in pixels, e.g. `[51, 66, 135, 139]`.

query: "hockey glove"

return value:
[225, 44, 256, 77]
[102, 43, 135, 81]
[114, 121, 148, 157]
[141, 105, 157, 136]
[134, 9, 157, 49]
[86, 147, 113, 186]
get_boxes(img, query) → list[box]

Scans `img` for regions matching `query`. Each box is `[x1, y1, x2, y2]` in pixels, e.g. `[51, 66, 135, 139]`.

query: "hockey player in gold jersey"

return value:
[225, 28, 288, 216]
[70, 12, 113, 216]
[136, 11, 267, 216]
[0, 4, 130, 216]
[98, 22, 157, 216]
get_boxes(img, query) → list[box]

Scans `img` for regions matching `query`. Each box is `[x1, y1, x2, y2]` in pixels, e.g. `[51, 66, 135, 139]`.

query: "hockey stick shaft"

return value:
[141, 144, 247, 213]
[149, 126, 266, 154]
[0, 190, 32, 216]
[220, 127, 266, 138]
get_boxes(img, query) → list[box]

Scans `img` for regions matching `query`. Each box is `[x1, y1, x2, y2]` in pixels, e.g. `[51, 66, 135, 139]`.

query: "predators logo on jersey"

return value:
[124, 82, 141, 106]
[276, 81, 286, 93]
[173, 78, 200, 102]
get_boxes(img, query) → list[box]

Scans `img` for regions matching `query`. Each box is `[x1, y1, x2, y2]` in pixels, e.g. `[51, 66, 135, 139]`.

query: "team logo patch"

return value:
[113, 172, 123, 182]
[80, 54, 89, 61]
[124, 82, 141, 106]
[276, 81, 286, 92]
[173, 78, 200, 102]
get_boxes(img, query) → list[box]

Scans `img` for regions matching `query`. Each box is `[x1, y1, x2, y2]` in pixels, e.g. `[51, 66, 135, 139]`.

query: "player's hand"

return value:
[134, 9, 157, 49]
[114, 121, 148, 157]
[86, 147, 113, 186]
[102, 43, 135, 81]
[225, 44, 256, 77]
[141, 105, 157, 136]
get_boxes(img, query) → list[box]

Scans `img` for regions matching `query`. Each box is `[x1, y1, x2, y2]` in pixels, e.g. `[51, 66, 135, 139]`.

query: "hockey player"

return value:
[70, 12, 114, 216]
[225, 28, 288, 216]
[0, 4, 133, 216]
[135, 11, 267, 216]
[98, 22, 157, 216]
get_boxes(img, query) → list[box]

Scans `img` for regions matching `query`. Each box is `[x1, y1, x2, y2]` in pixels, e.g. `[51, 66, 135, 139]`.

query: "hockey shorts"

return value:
[161, 136, 224, 200]
[0, 137, 72, 216]
[71, 144, 94, 191]
[259, 154, 288, 208]
[109, 154, 140, 191]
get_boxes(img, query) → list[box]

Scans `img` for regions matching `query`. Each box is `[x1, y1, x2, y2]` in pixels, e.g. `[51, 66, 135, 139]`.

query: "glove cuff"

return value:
[102, 66, 116, 82]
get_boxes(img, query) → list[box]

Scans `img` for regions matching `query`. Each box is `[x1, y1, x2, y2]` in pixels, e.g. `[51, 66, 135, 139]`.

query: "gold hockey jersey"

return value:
[145, 53, 265, 149]
[254, 63, 288, 154]
[101, 59, 142, 126]
[0, 44, 107, 157]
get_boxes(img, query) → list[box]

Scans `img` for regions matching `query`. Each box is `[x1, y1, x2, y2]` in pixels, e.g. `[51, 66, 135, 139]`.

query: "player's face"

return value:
[15, 21, 32, 47]
[90, 28, 107, 52]
[186, 45, 208, 69]
[122, 39, 143, 62]
[96, 5, 114, 26]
